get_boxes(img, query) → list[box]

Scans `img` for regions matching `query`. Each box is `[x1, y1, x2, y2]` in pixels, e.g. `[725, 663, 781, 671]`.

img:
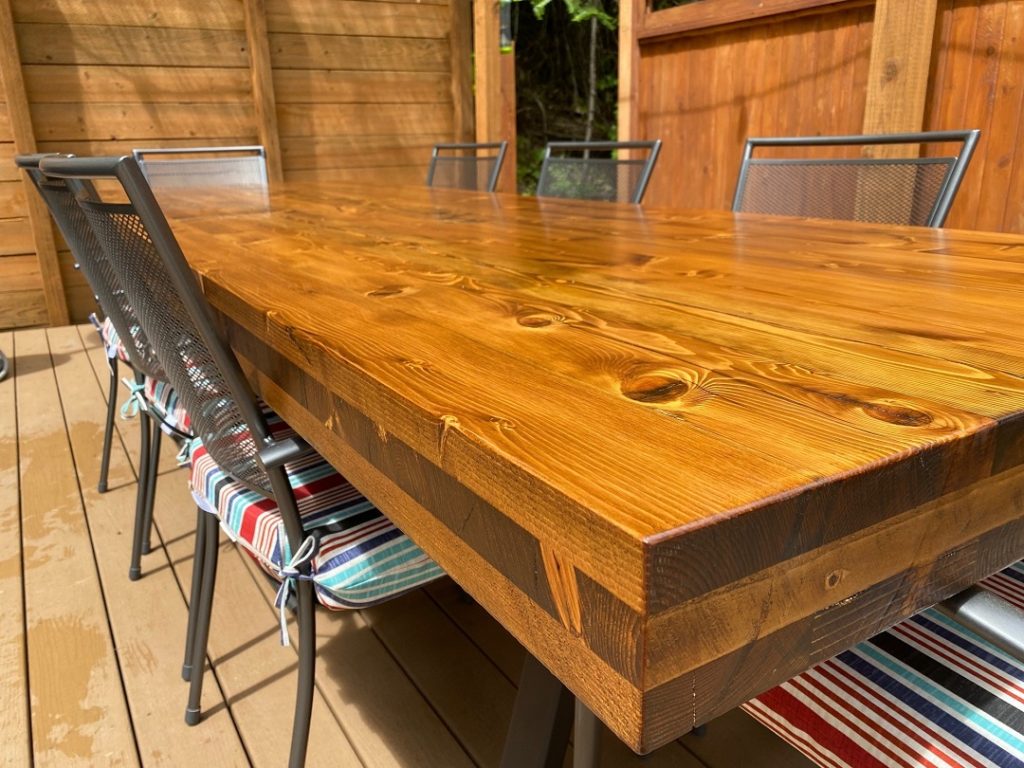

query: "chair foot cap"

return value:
[142, 541, 152, 555]
[97, 482, 108, 493]
[128, 567, 141, 581]
[181, 664, 192, 682]
[185, 708, 201, 726]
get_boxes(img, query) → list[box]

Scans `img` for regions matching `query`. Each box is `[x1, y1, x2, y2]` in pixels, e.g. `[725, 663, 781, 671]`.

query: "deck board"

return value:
[3, 324, 812, 768]
[0, 330, 30, 768]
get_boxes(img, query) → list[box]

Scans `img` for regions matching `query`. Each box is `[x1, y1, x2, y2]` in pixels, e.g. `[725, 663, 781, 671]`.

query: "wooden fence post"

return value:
[862, 0, 939, 151]
[0, 0, 68, 326]
[242, 0, 284, 182]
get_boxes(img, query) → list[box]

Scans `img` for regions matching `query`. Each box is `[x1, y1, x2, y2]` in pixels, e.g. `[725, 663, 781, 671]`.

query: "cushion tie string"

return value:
[119, 379, 147, 420]
[274, 534, 318, 647]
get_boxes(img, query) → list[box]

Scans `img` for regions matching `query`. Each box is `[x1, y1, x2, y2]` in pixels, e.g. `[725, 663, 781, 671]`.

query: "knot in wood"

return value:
[621, 372, 691, 404]
[825, 569, 847, 590]
[883, 58, 899, 82]
[862, 401, 932, 427]
[366, 285, 407, 298]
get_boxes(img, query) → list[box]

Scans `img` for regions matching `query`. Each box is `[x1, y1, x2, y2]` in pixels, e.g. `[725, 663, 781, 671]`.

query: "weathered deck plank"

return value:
[15, 327, 138, 766]
[0, 330, 30, 767]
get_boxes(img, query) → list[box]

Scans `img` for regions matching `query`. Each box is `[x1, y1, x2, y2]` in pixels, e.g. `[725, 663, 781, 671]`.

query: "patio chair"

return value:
[731, 130, 980, 227]
[39, 154, 446, 768]
[132, 145, 269, 189]
[0, 350, 7, 382]
[426, 141, 508, 192]
[535, 140, 662, 204]
[17, 153, 190, 583]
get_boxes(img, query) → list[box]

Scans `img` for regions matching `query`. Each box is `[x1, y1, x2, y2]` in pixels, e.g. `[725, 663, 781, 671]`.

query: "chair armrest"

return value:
[259, 436, 314, 469]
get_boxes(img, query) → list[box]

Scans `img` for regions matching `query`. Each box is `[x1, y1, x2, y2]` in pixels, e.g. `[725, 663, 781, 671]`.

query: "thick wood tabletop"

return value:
[165, 182, 1024, 753]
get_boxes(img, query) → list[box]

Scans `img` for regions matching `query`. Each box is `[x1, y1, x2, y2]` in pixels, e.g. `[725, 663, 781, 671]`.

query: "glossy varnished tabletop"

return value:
[163, 182, 1024, 753]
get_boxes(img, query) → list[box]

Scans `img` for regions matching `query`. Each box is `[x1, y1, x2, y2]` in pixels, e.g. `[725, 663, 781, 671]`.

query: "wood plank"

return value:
[640, 0, 864, 39]
[283, 164, 423, 186]
[0, 329, 28, 767]
[30, 102, 257, 142]
[0, 179, 25, 217]
[448, 0, 474, 143]
[0, 141, 21, 180]
[11, 0, 243, 30]
[0, 288, 47, 329]
[23, 65, 252, 104]
[268, 33, 449, 72]
[16, 24, 250, 67]
[265, 0, 448, 37]
[14, 328, 136, 763]
[0, 253, 42, 288]
[273, 69, 450, 105]
[472, 0, 501, 144]
[37, 136, 261, 158]
[0, 0, 67, 325]
[46, 325, 250, 765]
[0, 218, 34, 255]
[277, 103, 451, 138]
[617, 0, 642, 143]
[861, 0, 939, 141]
[976, 1, 1024, 233]
[952, 0, 1008, 227]
[242, 0, 283, 182]
[281, 136, 435, 171]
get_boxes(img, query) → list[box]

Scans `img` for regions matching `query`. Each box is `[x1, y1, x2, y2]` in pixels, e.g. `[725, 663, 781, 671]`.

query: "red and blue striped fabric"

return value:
[743, 561, 1024, 768]
[142, 375, 191, 435]
[188, 406, 444, 610]
[99, 315, 131, 363]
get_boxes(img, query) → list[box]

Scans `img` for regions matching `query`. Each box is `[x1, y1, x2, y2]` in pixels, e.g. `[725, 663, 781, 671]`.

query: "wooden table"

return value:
[164, 182, 1024, 754]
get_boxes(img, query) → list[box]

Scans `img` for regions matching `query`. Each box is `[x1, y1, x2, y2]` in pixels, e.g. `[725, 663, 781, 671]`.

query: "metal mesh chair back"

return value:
[133, 146, 269, 190]
[732, 130, 980, 227]
[41, 155, 274, 497]
[426, 142, 507, 192]
[536, 140, 662, 204]
[17, 154, 165, 379]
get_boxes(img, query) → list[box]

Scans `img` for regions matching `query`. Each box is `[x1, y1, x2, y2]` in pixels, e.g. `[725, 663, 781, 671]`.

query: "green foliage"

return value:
[510, 0, 617, 29]
[510, 0, 620, 192]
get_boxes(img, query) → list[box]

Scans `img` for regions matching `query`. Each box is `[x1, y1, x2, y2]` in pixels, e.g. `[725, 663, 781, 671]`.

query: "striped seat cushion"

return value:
[99, 315, 131, 363]
[142, 375, 191, 435]
[743, 561, 1024, 768]
[188, 407, 443, 610]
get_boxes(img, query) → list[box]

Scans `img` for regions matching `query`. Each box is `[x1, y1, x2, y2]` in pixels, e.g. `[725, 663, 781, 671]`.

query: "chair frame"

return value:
[426, 141, 508, 193]
[731, 129, 981, 227]
[536, 139, 662, 204]
[16, 152, 182, 581]
[39, 153, 319, 768]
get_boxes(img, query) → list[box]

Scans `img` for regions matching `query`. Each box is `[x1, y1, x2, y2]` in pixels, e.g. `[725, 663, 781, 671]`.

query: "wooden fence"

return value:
[0, 0, 472, 329]
[620, 0, 1024, 235]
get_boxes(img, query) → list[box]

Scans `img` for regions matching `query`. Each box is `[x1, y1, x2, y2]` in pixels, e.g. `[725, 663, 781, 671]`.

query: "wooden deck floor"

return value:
[0, 325, 813, 768]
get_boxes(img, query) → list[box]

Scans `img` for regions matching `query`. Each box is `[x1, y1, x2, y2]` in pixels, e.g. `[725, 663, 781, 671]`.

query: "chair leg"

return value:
[288, 578, 317, 768]
[573, 700, 601, 768]
[98, 357, 118, 493]
[181, 506, 207, 682]
[128, 410, 152, 581]
[140, 425, 162, 556]
[500, 654, 574, 768]
[185, 511, 220, 726]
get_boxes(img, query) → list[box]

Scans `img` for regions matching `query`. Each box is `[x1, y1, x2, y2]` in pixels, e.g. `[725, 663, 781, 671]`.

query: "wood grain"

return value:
[162, 181, 1024, 752]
